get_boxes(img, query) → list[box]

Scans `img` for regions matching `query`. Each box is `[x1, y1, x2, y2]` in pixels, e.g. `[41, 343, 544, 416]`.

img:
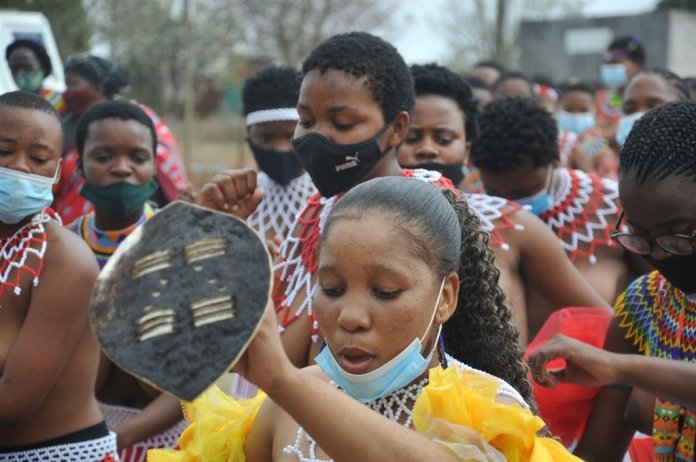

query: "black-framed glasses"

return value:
[610, 211, 696, 256]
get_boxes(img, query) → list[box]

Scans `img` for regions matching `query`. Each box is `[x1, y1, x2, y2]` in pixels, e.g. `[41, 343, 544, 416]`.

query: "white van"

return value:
[0, 11, 65, 94]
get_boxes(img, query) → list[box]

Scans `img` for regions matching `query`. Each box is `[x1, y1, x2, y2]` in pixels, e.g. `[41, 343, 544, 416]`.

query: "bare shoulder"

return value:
[44, 221, 99, 276]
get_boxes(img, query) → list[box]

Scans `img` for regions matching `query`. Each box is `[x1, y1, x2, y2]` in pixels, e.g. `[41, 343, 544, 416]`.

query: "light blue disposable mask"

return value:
[514, 168, 553, 216]
[0, 164, 59, 224]
[315, 279, 445, 404]
[615, 112, 645, 148]
[557, 110, 595, 136]
[600, 63, 629, 89]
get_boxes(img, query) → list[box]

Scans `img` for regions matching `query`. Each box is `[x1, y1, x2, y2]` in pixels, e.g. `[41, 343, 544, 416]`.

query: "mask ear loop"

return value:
[420, 278, 447, 367]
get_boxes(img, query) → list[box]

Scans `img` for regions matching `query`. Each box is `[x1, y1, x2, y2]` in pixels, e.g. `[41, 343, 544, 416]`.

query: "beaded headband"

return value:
[246, 108, 299, 126]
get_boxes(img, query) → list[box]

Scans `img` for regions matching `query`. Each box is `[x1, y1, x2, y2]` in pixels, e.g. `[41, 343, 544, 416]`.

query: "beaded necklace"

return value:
[541, 167, 621, 264]
[0, 209, 58, 303]
[247, 172, 316, 239]
[615, 271, 696, 460]
[282, 378, 430, 462]
[69, 204, 155, 269]
[281, 355, 526, 462]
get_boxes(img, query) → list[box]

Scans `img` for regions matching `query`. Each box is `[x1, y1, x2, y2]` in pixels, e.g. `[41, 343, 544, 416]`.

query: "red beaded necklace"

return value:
[0, 209, 59, 301]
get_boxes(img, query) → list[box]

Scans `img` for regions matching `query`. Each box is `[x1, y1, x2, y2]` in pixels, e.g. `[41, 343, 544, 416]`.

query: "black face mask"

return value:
[644, 254, 696, 294]
[247, 139, 304, 186]
[400, 161, 465, 186]
[291, 125, 391, 198]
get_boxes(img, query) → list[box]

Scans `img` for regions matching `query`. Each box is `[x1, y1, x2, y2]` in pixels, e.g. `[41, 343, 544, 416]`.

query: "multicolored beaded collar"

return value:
[68, 203, 156, 269]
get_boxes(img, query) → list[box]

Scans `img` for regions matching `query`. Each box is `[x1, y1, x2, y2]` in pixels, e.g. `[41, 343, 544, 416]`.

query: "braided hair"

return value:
[322, 176, 534, 407]
[621, 100, 696, 184]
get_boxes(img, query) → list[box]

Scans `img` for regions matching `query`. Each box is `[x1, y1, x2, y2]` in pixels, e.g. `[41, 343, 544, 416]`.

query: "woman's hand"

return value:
[200, 168, 264, 220]
[233, 298, 296, 394]
[528, 334, 621, 388]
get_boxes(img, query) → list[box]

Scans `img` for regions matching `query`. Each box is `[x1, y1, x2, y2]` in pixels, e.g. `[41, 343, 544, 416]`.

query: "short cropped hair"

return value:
[0, 90, 60, 123]
[75, 100, 157, 170]
[242, 65, 301, 115]
[411, 63, 479, 141]
[471, 97, 559, 171]
[301, 32, 415, 123]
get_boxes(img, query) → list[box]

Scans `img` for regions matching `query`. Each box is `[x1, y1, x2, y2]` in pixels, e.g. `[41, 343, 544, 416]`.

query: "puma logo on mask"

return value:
[335, 151, 360, 172]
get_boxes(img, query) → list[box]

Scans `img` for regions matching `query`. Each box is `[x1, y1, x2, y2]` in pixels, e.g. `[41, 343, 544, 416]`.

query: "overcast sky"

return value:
[392, 0, 660, 63]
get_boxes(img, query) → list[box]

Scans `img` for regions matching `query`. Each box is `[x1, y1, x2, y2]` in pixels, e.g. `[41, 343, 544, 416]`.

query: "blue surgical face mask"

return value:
[615, 112, 645, 148]
[557, 110, 595, 136]
[315, 279, 446, 404]
[0, 164, 59, 224]
[600, 63, 628, 89]
[514, 167, 553, 216]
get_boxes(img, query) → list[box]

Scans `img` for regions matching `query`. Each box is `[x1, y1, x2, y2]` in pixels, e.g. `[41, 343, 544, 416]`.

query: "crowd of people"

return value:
[0, 27, 695, 462]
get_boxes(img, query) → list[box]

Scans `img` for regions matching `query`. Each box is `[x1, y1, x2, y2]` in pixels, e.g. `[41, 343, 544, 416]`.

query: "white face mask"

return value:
[315, 278, 446, 403]
[0, 163, 60, 224]
[615, 111, 646, 147]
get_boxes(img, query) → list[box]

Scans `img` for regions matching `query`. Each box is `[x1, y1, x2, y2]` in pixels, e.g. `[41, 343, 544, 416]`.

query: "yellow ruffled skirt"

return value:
[149, 366, 580, 461]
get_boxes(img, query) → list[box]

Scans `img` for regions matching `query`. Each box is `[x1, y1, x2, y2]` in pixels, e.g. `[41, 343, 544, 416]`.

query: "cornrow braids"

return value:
[621, 100, 696, 185]
[627, 68, 691, 102]
[440, 188, 535, 409]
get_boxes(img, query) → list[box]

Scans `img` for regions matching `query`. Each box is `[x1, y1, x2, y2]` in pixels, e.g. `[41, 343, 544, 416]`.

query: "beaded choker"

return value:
[282, 378, 429, 462]
[0, 209, 58, 303]
[69, 204, 155, 269]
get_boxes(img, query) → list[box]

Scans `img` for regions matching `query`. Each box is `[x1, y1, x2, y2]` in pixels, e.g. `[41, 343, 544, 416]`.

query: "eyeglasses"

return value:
[610, 211, 696, 256]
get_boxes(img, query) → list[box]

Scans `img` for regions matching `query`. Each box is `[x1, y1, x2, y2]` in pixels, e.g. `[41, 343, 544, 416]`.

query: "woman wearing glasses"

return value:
[529, 101, 696, 462]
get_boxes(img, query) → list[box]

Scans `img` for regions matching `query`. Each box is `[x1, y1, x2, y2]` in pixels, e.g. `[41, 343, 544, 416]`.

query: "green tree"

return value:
[233, 0, 398, 67]
[2, 0, 91, 58]
[88, 0, 241, 115]
[657, 0, 696, 10]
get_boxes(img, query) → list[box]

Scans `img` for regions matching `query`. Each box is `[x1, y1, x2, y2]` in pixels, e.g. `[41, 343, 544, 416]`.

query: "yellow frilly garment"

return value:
[148, 366, 580, 462]
[413, 366, 582, 461]
[147, 387, 265, 462]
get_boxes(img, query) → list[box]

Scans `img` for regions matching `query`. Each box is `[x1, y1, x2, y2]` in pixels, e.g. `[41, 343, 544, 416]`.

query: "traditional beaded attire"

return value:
[99, 403, 188, 462]
[540, 167, 621, 264]
[0, 434, 118, 462]
[247, 172, 316, 240]
[67, 204, 187, 462]
[0, 210, 120, 461]
[39, 87, 65, 114]
[148, 360, 580, 462]
[272, 169, 523, 340]
[67, 203, 157, 269]
[558, 130, 579, 167]
[0, 209, 58, 301]
[67, 203, 155, 268]
[614, 271, 696, 461]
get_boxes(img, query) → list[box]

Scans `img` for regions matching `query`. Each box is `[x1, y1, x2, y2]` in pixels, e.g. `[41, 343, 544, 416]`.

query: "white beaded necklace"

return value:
[282, 378, 429, 462]
[247, 172, 316, 240]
